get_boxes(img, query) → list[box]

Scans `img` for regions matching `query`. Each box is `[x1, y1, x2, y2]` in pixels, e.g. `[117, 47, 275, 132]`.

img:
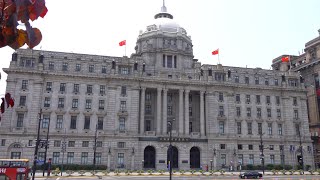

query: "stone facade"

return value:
[0, 3, 315, 170]
[272, 28, 320, 168]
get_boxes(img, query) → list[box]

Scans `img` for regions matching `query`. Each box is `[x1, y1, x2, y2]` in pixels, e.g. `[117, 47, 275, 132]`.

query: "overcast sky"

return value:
[1, 0, 320, 95]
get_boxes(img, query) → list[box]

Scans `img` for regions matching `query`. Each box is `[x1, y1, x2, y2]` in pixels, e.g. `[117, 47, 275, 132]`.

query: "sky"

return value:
[0, 0, 320, 95]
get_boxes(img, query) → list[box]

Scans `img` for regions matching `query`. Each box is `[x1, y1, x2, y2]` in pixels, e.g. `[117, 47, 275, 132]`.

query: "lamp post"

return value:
[42, 115, 51, 176]
[93, 124, 98, 172]
[168, 118, 175, 180]
[210, 160, 213, 171]
[60, 129, 66, 176]
[298, 129, 304, 173]
[213, 148, 216, 170]
[259, 133, 265, 175]
[32, 109, 42, 180]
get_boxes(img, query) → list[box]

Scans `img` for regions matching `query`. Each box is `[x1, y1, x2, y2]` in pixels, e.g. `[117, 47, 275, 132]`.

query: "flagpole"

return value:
[218, 49, 220, 64]
[125, 43, 126, 57]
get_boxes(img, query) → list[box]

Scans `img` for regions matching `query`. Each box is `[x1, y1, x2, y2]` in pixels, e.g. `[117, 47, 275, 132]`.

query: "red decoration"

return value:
[119, 40, 126, 46]
[212, 49, 219, 55]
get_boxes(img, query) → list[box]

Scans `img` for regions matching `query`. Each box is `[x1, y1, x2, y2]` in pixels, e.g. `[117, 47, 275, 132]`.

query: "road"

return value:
[40, 175, 320, 180]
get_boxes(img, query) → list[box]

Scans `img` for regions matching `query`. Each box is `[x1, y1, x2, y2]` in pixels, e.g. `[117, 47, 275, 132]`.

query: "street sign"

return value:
[36, 160, 44, 165]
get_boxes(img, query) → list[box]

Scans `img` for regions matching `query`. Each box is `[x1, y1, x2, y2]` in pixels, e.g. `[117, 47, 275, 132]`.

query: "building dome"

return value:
[154, 17, 180, 33]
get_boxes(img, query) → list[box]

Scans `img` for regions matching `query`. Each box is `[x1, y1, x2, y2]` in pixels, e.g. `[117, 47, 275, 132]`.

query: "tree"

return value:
[0, 0, 48, 49]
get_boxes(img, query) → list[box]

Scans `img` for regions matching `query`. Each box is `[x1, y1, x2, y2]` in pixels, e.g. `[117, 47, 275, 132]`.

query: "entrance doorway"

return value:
[167, 146, 178, 168]
[144, 146, 156, 168]
[190, 146, 200, 168]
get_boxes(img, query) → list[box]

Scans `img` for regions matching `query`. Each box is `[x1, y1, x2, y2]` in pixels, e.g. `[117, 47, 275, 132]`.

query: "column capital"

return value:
[179, 89, 184, 93]
[185, 89, 190, 93]
[140, 87, 146, 91]
[163, 88, 168, 92]
[157, 87, 162, 92]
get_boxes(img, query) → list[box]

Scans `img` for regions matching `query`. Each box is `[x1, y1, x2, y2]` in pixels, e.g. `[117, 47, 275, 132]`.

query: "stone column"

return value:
[179, 89, 184, 135]
[200, 91, 205, 136]
[107, 153, 111, 170]
[131, 155, 135, 170]
[185, 90, 190, 135]
[162, 89, 168, 135]
[157, 88, 162, 135]
[140, 87, 145, 135]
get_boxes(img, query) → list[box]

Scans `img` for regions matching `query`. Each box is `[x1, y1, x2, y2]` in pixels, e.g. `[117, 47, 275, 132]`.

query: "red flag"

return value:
[281, 56, 290, 62]
[119, 40, 126, 46]
[212, 49, 219, 55]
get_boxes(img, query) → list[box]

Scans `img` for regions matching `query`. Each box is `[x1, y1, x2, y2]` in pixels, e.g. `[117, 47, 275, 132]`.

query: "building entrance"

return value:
[144, 146, 156, 168]
[190, 146, 200, 168]
[167, 146, 178, 168]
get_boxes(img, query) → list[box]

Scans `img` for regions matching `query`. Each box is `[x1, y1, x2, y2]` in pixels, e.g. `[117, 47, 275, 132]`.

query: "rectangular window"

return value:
[100, 85, 105, 94]
[87, 85, 93, 93]
[266, 96, 271, 104]
[168, 93, 173, 102]
[17, 113, 24, 127]
[219, 92, 224, 101]
[54, 140, 61, 147]
[11, 152, 21, 159]
[120, 66, 129, 74]
[237, 122, 241, 134]
[219, 121, 224, 134]
[1, 139, 5, 146]
[247, 108, 251, 117]
[85, 99, 92, 109]
[73, 84, 79, 93]
[72, 99, 78, 108]
[294, 110, 299, 119]
[163, 54, 166, 67]
[97, 117, 103, 130]
[84, 116, 90, 129]
[22, 80, 28, 89]
[268, 123, 272, 135]
[59, 83, 66, 92]
[38, 152, 45, 161]
[278, 124, 283, 135]
[245, 77, 249, 84]
[256, 95, 260, 104]
[96, 141, 103, 147]
[25, 59, 35, 68]
[247, 122, 252, 134]
[167, 55, 172, 68]
[99, 100, 105, 110]
[257, 108, 261, 118]
[49, 61, 54, 70]
[82, 141, 89, 147]
[174, 56, 177, 68]
[276, 96, 280, 105]
[219, 106, 224, 116]
[270, 155, 275, 164]
[267, 108, 271, 118]
[121, 86, 126, 96]
[81, 152, 88, 164]
[44, 97, 51, 107]
[255, 77, 259, 84]
[28, 140, 32, 146]
[265, 78, 269, 85]
[277, 109, 281, 118]
[96, 153, 102, 165]
[146, 120, 151, 131]
[248, 144, 253, 150]
[46, 82, 52, 91]
[221, 154, 226, 165]
[102, 66, 107, 73]
[238, 144, 243, 150]
[235, 76, 239, 83]
[220, 144, 226, 149]
[56, 115, 63, 129]
[246, 95, 250, 103]
[288, 79, 298, 87]
[70, 116, 77, 129]
[118, 153, 124, 167]
[75, 64, 81, 71]
[215, 73, 225, 81]
[42, 115, 50, 129]
[146, 93, 151, 101]
[58, 98, 64, 108]
[235, 94, 240, 103]
[249, 154, 254, 164]
[238, 154, 243, 165]
[53, 152, 60, 164]
[274, 79, 279, 86]
[19, 96, 26, 106]
[68, 141, 75, 147]
[293, 97, 297, 106]
[236, 107, 241, 117]
[258, 123, 262, 135]
[167, 105, 173, 115]
[118, 142, 126, 148]
[67, 152, 74, 164]
[119, 117, 125, 132]
[62, 62, 68, 71]
[145, 105, 152, 114]
[120, 101, 126, 111]
[89, 65, 94, 73]
[280, 155, 285, 165]
[295, 124, 300, 135]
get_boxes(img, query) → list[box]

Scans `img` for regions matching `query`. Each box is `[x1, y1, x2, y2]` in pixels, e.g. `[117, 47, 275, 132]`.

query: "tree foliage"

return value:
[0, 0, 48, 49]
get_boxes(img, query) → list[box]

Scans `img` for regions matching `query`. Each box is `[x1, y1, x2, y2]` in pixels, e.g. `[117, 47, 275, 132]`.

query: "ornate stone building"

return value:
[272, 29, 320, 168]
[0, 3, 315, 170]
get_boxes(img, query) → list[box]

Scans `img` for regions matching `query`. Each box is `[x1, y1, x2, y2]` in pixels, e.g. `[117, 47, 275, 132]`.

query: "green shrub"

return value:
[190, 169, 196, 174]
[246, 164, 254, 170]
[266, 164, 275, 170]
[147, 169, 153, 175]
[158, 170, 164, 175]
[284, 165, 293, 170]
[179, 170, 185, 175]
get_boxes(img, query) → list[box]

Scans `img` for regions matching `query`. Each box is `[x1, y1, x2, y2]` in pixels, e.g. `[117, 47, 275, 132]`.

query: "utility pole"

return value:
[259, 133, 265, 175]
[93, 124, 98, 171]
[42, 116, 51, 176]
[32, 109, 42, 180]
[61, 128, 67, 176]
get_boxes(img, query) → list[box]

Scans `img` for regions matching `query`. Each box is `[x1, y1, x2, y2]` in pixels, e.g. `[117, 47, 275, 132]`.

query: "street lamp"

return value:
[168, 118, 175, 180]
[32, 109, 42, 180]
[210, 160, 213, 171]
[93, 124, 98, 172]
[298, 129, 304, 173]
[42, 114, 51, 177]
[60, 129, 66, 176]
[259, 133, 265, 175]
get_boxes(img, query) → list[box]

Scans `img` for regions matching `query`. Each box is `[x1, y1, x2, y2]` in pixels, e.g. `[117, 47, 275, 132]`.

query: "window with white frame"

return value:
[42, 115, 50, 128]
[81, 152, 88, 164]
[84, 116, 90, 129]
[249, 154, 254, 164]
[276, 96, 280, 105]
[118, 153, 124, 167]
[100, 85, 105, 94]
[85, 99, 92, 109]
[70, 116, 77, 129]
[270, 155, 275, 164]
[145, 105, 152, 114]
[72, 99, 78, 108]
[236, 94, 240, 103]
[19, 96, 26, 106]
[236, 107, 241, 117]
[220, 154, 226, 166]
[246, 95, 251, 103]
[87, 85, 93, 93]
[67, 152, 74, 164]
[294, 110, 299, 119]
[266, 96, 271, 104]
[53, 152, 60, 164]
[96, 152, 102, 164]
[97, 117, 103, 130]
[237, 122, 241, 134]
[278, 124, 283, 135]
[49, 61, 54, 70]
[22, 80, 28, 89]
[56, 115, 63, 129]
[219, 106, 224, 116]
[255, 77, 259, 84]
[277, 109, 281, 118]
[73, 84, 79, 93]
[293, 97, 297, 106]
[258, 123, 262, 135]
[247, 122, 252, 134]
[46, 82, 52, 91]
[58, 98, 64, 108]
[256, 95, 260, 104]
[121, 86, 126, 96]
[219, 121, 224, 134]
[59, 83, 66, 92]
[99, 100, 105, 110]
[120, 101, 126, 111]
[274, 79, 279, 86]
[268, 123, 272, 135]
[17, 113, 24, 127]
[257, 108, 261, 118]
[101, 66, 107, 73]
[218, 92, 223, 101]
[267, 108, 271, 118]
[62, 62, 68, 71]
[247, 108, 251, 117]
[89, 65, 94, 73]
[44, 97, 50, 107]
[119, 117, 125, 132]
[75, 64, 81, 71]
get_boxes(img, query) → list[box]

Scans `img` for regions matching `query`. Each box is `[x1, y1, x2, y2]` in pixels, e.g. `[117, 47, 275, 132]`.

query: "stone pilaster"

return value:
[140, 87, 146, 135]
[179, 89, 184, 135]
[157, 88, 162, 135]
[185, 89, 190, 135]
[200, 91, 205, 136]
[162, 89, 168, 135]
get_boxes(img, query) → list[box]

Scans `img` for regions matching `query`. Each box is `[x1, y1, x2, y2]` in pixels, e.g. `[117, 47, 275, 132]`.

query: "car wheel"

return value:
[244, 176, 247, 179]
